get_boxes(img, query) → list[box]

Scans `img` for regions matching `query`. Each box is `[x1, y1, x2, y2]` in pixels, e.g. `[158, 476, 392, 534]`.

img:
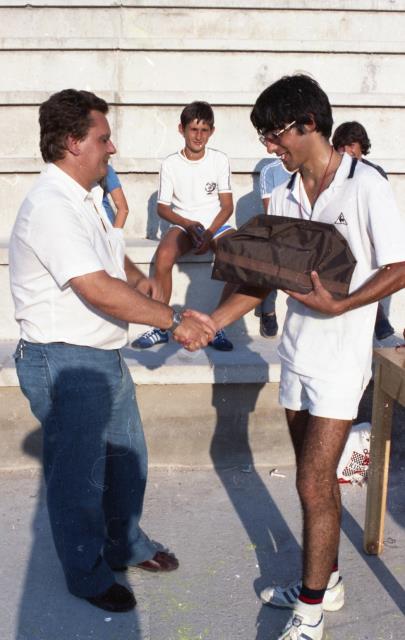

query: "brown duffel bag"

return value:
[212, 214, 357, 299]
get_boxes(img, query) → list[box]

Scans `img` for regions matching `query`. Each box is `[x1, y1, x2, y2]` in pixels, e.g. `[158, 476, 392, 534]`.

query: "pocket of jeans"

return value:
[117, 349, 126, 378]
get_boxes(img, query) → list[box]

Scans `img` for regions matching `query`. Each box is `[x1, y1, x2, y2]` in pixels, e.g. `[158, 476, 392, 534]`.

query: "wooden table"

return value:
[364, 347, 405, 555]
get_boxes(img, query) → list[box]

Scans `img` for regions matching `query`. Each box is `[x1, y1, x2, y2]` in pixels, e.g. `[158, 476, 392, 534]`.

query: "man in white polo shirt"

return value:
[198, 75, 405, 639]
[9, 89, 215, 612]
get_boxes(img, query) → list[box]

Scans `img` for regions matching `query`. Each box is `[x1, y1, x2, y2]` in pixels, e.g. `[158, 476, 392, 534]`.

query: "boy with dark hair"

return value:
[189, 74, 405, 639]
[332, 120, 394, 340]
[332, 120, 387, 179]
[133, 100, 235, 350]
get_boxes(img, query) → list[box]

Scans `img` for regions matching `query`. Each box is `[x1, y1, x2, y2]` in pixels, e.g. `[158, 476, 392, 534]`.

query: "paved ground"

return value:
[1, 379, 404, 640]
[1, 455, 404, 640]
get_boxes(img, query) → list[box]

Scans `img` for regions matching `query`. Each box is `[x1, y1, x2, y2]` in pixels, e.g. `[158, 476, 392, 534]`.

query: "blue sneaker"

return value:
[131, 328, 168, 349]
[209, 329, 233, 351]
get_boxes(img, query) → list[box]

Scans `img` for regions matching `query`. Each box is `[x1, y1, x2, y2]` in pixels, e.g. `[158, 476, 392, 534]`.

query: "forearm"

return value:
[211, 286, 269, 330]
[208, 193, 233, 235]
[207, 207, 233, 235]
[113, 206, 129, 228]
[157, 203, 193, 228]
[110, 187, 129, 229]
[71, 271, 174, 328]
[339, 262, 405, 314]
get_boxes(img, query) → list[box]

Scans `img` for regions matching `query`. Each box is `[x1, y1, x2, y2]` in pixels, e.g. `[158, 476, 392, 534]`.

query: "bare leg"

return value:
[286, 409, 351, 589]
[154, 228, 193, 304]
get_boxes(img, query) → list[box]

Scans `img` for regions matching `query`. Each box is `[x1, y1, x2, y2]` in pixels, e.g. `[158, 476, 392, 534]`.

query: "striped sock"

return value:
[296, 584, 325, 619]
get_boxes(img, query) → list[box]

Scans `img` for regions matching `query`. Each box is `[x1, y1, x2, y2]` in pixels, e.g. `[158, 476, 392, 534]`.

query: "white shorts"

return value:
[279, 364, 369, 421]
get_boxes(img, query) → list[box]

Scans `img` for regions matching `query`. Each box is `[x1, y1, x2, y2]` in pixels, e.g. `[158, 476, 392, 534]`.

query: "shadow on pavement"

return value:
[209, 338, 300, 640]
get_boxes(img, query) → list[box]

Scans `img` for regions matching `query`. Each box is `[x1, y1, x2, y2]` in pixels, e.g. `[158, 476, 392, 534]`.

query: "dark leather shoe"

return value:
[85, 583, 136, 612]
[112, 550, 179, 573]
[260, 312, 278, 338]
[137, 550, 179, 572]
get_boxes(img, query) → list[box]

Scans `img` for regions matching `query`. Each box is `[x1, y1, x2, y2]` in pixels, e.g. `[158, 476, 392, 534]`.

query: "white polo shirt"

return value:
[269, 153, 405, 382]
[157, 147, 232, 228]
[9, 163, 128, 349]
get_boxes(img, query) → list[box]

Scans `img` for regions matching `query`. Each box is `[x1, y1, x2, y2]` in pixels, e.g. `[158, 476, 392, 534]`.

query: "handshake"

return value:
[170, 309, 218, 352]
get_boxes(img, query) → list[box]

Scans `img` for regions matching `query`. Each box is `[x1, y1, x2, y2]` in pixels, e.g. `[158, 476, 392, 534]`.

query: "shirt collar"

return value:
[44, 163, 103, 205]
[287, 152, 353, 201]
[178, 147, 208, 164]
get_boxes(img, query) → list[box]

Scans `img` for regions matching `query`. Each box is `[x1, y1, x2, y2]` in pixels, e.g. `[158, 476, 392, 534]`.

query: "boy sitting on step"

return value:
[132, 101, 235, 351]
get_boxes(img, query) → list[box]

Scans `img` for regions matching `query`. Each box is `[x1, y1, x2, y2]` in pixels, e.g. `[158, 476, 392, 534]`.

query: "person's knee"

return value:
[155, 243, 177, 270]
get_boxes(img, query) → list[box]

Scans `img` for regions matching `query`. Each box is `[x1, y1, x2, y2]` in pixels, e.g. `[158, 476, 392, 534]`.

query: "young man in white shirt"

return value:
[188, 75, 405, 639]
[132, 101, 235, 351]
[9, 89, 215, 613]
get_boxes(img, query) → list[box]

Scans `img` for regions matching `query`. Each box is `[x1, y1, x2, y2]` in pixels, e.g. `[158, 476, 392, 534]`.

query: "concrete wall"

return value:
[1, 0, 404, 339]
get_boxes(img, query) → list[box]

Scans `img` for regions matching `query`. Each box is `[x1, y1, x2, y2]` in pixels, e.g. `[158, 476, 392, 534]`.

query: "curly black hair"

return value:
[39, 89, 109, 162]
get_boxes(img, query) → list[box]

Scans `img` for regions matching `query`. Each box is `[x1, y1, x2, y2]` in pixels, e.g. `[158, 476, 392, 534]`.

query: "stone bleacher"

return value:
[0, 1, 405, 469]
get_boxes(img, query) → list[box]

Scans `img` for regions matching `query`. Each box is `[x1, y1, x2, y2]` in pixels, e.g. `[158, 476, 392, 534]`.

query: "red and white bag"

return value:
[337, 422, 371, 485]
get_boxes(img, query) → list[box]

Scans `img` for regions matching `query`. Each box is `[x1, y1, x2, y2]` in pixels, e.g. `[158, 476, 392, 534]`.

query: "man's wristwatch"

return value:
[168, 309, 183, 334]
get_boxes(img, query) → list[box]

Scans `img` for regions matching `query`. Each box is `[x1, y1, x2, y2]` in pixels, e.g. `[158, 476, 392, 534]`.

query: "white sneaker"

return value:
[260, 577, 344, 612]
[278, 611, 324, 640]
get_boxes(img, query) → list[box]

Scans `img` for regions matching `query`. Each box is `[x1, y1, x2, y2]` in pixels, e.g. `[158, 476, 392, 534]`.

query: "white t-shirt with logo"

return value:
[269, 153, 405, 382]
[9, 163, 128, 349]
[157, 147, 232, 228]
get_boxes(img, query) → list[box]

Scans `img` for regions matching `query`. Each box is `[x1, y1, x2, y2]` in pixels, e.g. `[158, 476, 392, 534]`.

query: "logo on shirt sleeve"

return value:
[205, 182, 217, 194]
[335, 213, 348, 225]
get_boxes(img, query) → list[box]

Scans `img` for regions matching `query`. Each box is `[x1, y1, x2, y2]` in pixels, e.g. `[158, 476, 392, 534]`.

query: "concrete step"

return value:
[2, 107, 405, 175]
[0, 337, 291, 471]
[3, 89, 405, 108]
[2, 167, 405, 242]
[3, 0, 403, 9]
[0, 336, 282, 387]
[1, 331, 403, 472]
[1, 5, 404, 52]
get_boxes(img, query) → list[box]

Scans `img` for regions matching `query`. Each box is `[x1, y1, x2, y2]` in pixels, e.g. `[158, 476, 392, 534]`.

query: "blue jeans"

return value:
[14, 340, 155, 597]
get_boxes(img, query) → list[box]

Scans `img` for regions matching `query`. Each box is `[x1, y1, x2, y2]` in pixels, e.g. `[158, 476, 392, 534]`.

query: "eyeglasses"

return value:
[259, 120, 297, 146]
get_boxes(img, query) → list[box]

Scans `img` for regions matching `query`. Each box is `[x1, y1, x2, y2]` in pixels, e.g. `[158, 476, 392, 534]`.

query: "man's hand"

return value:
[285, 271, 345, 316]
[172, 309, 216, 350]
[135, 276, 164, 302]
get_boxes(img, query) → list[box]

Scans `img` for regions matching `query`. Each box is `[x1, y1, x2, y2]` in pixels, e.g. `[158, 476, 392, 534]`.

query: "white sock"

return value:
[327, 569, 340, 590]
[294, 599, 323, 620]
